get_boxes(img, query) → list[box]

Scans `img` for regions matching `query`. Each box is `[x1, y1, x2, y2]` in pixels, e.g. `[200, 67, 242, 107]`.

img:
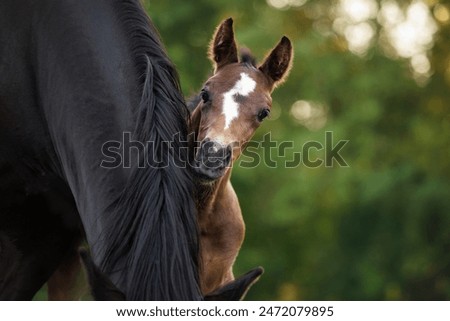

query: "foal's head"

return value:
[190, 18, 293, 181]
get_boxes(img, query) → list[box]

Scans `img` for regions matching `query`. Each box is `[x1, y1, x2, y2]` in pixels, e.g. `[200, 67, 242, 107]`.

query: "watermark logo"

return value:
[100, 131, 349, 169]
[239, 132, 349, 169]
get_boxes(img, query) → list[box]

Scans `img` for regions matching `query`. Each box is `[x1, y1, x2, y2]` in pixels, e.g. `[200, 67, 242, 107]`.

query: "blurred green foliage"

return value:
[144, 0, 450, 300]
[32, 0, 449, 300]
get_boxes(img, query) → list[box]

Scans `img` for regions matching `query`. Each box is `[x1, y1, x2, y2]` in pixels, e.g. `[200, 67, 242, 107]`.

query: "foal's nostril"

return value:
[201, 140, 219, 155]
[194, 141, 233, 180]
[198, 140, 232, 167]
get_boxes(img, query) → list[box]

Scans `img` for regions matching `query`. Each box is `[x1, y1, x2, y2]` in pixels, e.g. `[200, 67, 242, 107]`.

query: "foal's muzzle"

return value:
[194, 138, 232, 181]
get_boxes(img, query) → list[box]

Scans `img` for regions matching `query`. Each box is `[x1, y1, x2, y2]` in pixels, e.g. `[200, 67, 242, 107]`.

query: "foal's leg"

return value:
[47, 246, 83, 300]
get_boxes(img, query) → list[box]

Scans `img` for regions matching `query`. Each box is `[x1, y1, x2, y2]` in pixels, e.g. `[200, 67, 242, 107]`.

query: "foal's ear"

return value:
[205, 267, 264, 301]
[259, 36, 293, 90]
[79, 249, 126, 301]
[209, 18, 238, 72]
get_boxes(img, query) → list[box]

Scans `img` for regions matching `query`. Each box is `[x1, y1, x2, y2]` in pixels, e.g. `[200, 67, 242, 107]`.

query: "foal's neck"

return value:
[195, 168, 232, 215]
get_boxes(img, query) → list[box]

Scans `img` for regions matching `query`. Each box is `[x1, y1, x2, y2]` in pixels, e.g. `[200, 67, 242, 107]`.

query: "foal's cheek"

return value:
[231, 150, 241, 163]
[232, 141, 247, 162]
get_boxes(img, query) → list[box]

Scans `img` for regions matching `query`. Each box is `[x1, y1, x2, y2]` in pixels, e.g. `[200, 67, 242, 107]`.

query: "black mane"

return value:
[99, 0, 200, 300]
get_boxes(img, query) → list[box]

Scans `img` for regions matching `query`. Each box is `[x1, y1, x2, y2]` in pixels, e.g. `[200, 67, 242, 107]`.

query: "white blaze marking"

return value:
[222, 72, 256, 129]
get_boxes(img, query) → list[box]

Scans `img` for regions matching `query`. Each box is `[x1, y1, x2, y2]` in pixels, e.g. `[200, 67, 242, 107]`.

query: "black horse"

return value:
[0, 0, 205, 300]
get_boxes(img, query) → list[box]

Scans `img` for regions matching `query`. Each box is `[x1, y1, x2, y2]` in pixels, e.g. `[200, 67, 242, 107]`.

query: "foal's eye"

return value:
[200, 90, 210, 103]
[257, 108, 270, 122]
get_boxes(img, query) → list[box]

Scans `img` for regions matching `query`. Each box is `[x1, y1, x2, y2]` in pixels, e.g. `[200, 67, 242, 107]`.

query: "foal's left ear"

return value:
[259, 36, 293, 90]
[209, 18, 238, 72]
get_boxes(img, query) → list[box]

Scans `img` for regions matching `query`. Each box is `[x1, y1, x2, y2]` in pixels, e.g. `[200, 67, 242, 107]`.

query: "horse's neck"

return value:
[35, 0, 140, 247]
[4, 0, 200, 300]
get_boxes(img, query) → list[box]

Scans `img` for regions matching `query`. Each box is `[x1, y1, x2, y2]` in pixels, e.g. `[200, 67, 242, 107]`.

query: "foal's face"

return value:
[191, 18, 293, 181]
[193, 64, 272, 179]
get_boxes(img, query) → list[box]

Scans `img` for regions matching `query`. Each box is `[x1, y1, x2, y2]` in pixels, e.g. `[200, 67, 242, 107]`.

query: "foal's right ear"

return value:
[209, 18, 238, 72]
[79, 249, 126, 301]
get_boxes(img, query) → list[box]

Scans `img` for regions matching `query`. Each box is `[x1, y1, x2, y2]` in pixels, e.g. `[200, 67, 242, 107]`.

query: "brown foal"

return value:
[189, 18, 293, 295]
